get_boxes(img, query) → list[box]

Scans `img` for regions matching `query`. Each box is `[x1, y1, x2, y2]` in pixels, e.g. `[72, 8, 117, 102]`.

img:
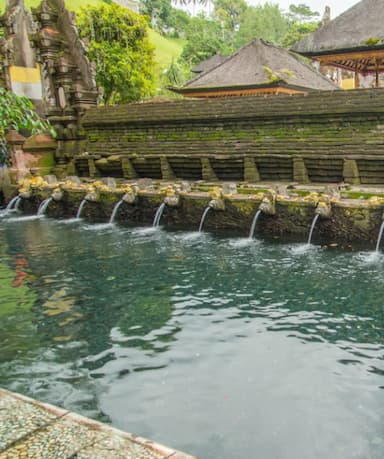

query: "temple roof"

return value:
[179, 39, 337, 92]
[292, 0, 384, 55]
[191, 52, 226, 74]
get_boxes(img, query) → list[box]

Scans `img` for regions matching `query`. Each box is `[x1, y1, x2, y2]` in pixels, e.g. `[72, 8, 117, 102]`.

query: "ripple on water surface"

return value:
[0, 219, 383, 459]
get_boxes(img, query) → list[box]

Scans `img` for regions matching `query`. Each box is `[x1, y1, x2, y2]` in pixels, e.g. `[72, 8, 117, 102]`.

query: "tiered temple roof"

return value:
[292, 0, 384, 83]
[171, 39, 337, 98]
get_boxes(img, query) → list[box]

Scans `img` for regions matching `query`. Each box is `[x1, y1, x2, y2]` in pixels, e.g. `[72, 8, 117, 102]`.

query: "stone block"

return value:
[293, 157, 310, 183]
[243, 157, 260, 182]
[160, 156, 175, 180]
[343, 159, 360, 184]
[201, 158, 218, 181]
[121, 157, 137, 179]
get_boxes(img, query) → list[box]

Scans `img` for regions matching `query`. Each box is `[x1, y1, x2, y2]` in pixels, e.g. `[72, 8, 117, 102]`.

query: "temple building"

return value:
[170, 39, 337, 98]
[292, 0, 384, 88]
[191, 52, 226, 75]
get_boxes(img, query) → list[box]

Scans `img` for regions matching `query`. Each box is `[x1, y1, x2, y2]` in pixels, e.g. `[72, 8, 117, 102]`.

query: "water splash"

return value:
[76, 199, 87, 219]
[109, 200, 124, 224]
[249, 210, 261, 239]
[307, 214, 320, 245]
[199, 206, 211, 232]
[5, 195, 20, 211]
[153, 202, 166, 227]
[375, 221, 384, 252]
[37, 198, 53, 216]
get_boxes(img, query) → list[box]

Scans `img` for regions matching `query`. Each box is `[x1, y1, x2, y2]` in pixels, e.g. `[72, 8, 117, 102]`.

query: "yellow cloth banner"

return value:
[10, 65, 41, 84]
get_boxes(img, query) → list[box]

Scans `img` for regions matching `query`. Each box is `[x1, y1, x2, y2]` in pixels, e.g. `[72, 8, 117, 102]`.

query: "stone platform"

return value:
[0, 388, 196, 459]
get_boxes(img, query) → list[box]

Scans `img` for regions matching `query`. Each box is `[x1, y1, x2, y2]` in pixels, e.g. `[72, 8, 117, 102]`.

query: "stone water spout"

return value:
[163, 186, 180, 207]
[85, 186, 100, 202]
[315, 200, 332, 219]
[306, 199, 332, 244]
[258, 191, 276, 216]
[153, 186, 181, 227]
[51, 187, 64, 202]
[122, 185, 138, 205]
[249, 190, 276, 238]
[208, 187, 225, 211]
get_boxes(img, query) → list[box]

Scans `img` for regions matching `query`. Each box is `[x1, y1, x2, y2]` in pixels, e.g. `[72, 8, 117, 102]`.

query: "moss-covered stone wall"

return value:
[72, 88, 384, 185]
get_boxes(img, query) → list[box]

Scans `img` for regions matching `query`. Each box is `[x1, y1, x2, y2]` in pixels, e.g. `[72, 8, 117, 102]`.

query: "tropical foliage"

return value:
[0, 88, 52, 164]
[77, 3, 156, 104]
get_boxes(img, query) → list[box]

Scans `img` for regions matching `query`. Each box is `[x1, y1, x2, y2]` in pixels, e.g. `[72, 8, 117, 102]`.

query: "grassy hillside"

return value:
[148, 29, 184, 69]
[0, 0, 103, 14]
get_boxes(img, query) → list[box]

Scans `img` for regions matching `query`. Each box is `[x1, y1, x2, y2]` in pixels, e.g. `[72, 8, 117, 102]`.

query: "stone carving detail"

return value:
[0, 0, 98, 176]
[0, 0, 37, 90]
[31, 0, 98, 117]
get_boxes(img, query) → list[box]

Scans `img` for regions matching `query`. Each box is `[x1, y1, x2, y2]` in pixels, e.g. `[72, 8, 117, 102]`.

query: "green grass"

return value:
[0, 0, 104, 14]
[148, 29, 184, 70]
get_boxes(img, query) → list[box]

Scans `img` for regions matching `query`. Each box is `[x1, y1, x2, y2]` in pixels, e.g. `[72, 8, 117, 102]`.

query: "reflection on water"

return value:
[0, 219, 383, 459]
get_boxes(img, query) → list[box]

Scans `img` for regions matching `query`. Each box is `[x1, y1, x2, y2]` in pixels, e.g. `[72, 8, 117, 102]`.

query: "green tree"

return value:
[180, 14, 227, 67]
[281, 21, 319, 48]
[287, 3, 319, 23]
[0, 88, 52, 164]
[141, 0, 173, 32]
[213, 0, 248, 39]
[78, 3, 155, 105]
[166, 8, 191, 38]
[234, 3, 289, 48]
[282, 3, 320, 48]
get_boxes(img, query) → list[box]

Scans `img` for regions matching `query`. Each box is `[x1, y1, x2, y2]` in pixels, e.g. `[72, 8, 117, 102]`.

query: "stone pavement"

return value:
[0, 388, 196, 459]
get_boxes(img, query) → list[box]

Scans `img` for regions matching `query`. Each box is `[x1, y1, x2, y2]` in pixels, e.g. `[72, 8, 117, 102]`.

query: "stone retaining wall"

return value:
[70, 88, 384, 185]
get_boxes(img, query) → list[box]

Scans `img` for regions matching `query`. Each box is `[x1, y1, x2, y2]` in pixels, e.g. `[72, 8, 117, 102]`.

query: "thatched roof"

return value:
[191, 52, 226, 74]
[292, 0, 384, 55]
[180, 39, 337, 92]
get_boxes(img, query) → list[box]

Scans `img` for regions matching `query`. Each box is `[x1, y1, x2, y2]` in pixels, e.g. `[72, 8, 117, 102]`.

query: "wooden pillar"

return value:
[375, 58, 380, 88]
[354, 62, 360, 89]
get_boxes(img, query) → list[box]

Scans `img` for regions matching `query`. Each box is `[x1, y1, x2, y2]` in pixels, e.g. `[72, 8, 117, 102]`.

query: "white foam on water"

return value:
[287, 243, 316, 256]
[83, 223, 115, 231]
[131, 227, 159, 236]
[6, 215, 43, 222]
[355, 251, 383, 265]
[59, 218, 83, 224]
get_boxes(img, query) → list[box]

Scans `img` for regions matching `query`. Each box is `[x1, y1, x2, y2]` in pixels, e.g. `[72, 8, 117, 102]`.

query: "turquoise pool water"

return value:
[0, 217, 383, 458]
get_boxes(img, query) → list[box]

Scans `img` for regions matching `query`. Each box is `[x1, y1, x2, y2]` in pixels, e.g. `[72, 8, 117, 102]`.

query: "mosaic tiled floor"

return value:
[0, 388, 196, 459]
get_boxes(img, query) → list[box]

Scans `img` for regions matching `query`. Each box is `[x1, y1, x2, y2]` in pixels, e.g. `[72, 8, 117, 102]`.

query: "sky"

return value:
[182, 0, 360, 20]
[248, 0, 358, 18]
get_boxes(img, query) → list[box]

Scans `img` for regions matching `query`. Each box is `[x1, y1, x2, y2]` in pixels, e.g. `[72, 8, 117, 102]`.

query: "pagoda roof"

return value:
[176, 39, 337, 93]
[191, 52, 226, 74]
[292, 0, 384, 56]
